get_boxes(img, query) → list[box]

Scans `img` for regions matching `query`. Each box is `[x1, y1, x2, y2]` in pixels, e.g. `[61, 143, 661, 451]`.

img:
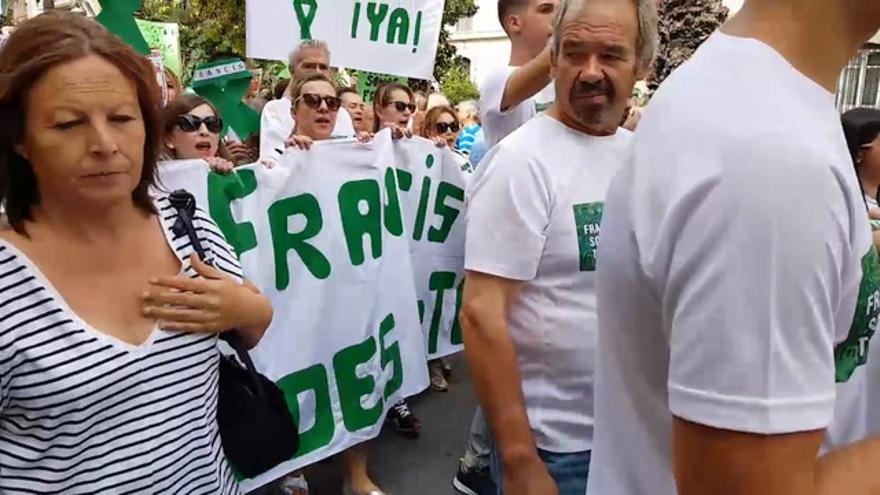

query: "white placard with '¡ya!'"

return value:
[246, 0, 443, 80]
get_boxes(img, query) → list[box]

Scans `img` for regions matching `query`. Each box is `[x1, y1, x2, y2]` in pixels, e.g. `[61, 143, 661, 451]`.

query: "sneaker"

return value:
[452, 462, 496, 495]
[386, 399, 421, 438]
[429, 360, 449, 392]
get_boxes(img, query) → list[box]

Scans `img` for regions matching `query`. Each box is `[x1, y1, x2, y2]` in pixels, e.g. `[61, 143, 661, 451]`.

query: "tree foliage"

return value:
[651, 0, 728, 90]
[140, 0, 250, 83]
[440, 63, 480, 104]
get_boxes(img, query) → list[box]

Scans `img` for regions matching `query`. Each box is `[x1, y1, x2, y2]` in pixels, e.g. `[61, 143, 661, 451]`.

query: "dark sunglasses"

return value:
[177, 114, 223, 134]
[297, 93, 341, 111]
[388, 101, 416, 113]
[435, 122, 460, 134]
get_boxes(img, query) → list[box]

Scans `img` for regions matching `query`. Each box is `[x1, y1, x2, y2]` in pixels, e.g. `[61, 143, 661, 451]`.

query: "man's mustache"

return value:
[572, 79, 613, 98]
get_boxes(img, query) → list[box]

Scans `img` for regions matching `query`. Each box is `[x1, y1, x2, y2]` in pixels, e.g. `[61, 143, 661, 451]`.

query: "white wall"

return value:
[449, 0, 510, 86]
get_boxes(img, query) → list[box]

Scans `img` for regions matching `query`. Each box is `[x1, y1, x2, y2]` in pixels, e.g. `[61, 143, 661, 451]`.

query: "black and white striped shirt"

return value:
[0, 197, 244, 494]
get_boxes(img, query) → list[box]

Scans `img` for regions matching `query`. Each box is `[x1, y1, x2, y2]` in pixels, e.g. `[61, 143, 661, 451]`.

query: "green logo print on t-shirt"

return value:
[573, 202, 603, 272]
[835, 247, 880, 383]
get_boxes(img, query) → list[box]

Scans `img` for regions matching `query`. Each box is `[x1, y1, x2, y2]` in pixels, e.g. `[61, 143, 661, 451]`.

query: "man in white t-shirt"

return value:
[454, 3, 558, 491]
[589, 1, 880, 495]
[258, 40, 354, 161]
[460, 0, 655, 494]
[479, 0, 559, 150]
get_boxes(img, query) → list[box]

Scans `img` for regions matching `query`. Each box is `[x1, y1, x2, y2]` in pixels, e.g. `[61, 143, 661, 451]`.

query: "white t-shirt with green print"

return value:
[465, 114, 632, 453]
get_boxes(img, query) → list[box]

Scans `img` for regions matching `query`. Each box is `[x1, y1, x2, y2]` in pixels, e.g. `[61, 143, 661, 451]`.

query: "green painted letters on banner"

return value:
[427, 271, 456, 354]
[292, 0, 318, 39]
[428, 182, 464, 243]
[339, 179, 383, 266]
[412, 176, 432, 241]
[333, 336, 384, 432]
[276, 364, 335, 457]
[450, 279, 464, 346]
[208, 170, 258, 257]
[365, 2, 389, 42]
[379, 314, 403, 399]
[269, 194, 331, 289]
[383, 168, 404, 237]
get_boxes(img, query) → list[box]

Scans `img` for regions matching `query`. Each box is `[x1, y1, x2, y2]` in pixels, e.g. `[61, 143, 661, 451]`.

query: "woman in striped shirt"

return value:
[0, 11, 273, 494]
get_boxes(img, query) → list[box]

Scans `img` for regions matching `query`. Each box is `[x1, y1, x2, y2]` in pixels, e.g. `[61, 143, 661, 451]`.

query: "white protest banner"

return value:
[246, 0, 443, 80]
[392, 144, 469, 359]
[155, 132, 467, 488]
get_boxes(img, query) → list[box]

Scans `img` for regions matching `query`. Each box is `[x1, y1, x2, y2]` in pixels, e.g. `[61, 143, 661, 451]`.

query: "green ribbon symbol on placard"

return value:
[96, 0, 150, 55]
[191, 59, 261, 140]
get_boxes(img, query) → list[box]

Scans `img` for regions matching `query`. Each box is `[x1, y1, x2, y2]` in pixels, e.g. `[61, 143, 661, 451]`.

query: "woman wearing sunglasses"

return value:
[420, 105, 464, 148]
[285, 73, 372, 150]
[372, 83, 415, 139]
[162, 94, 236, 173]
[282, 73, 387, 495]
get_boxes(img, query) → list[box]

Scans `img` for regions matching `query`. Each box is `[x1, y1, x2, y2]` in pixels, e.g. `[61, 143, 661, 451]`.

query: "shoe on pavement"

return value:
[429, 360, 449, 392]
[453, 462, 496, 495]
[386, 399, 421, 438]
[280, 473, 309, 495]
[440, 358, 452, 379]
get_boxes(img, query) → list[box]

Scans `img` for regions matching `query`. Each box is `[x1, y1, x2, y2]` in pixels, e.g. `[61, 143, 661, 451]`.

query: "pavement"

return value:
[290, 353, 479, 495]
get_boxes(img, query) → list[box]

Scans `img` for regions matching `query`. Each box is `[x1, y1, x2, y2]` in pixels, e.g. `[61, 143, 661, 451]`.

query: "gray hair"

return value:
[551, 0, 658, 72]
[457, 100, 480, 119]
[288, 39, 330, 68]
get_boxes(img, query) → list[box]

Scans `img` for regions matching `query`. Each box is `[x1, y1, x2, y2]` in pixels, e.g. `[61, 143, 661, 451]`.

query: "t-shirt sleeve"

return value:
[464, 143, 551, 281]
[334, 109, 356, 137]
[192, 207, 245, 283]
[479, 68, 533, 147]
[259, 100, 290, 162]
[663, 144, 855, 435]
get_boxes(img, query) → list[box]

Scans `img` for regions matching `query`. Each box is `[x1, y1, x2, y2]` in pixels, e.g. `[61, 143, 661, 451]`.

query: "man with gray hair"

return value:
[459, 0, 655, 494]
[258, 40, 355, 161]
[590, 0, 880, 494]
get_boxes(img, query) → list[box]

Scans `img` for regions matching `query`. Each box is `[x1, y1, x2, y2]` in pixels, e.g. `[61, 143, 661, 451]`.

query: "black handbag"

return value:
[168, 190, 299, 479]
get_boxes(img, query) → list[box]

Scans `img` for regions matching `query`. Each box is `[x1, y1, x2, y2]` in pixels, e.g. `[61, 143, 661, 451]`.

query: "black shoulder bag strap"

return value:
[167, 189, 264, 394]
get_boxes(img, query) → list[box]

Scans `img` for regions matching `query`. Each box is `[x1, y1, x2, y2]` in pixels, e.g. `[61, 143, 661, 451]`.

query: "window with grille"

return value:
[837, 48, 880, 112]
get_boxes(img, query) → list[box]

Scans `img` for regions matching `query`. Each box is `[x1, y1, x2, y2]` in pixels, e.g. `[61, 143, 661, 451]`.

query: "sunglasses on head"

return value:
[435, 122, 460, 134]
[297, 93, 341, 111]
[388, 101, 416, 113]
[177, 114, 223, 134]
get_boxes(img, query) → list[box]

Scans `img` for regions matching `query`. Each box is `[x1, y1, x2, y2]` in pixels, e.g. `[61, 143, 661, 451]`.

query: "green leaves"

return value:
[439, 63, 479, 105]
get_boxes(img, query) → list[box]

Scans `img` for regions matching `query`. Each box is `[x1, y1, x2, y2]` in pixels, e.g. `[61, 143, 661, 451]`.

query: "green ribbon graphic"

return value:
[191, 59, 261, 140]
[96, 0, 150, 55]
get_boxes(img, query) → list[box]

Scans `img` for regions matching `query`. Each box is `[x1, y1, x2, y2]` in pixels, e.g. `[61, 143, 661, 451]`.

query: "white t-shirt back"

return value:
[588, 32, 880, 495]
[479, 66, 555, 150]
[466, 114, 632, 453]
[259, 97, 355, 161]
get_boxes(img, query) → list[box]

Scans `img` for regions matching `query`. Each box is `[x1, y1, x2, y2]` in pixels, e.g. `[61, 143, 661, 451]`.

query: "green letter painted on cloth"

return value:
[333, 336, 383, 432]
[268, 194, 331, 290]
[276, 364, 335, 457]
[339, 179, 383, 266]
[208, 170, 258, 257]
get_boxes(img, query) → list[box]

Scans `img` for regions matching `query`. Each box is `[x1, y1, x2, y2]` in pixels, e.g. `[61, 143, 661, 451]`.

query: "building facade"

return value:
[448, 0, 509, 87]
